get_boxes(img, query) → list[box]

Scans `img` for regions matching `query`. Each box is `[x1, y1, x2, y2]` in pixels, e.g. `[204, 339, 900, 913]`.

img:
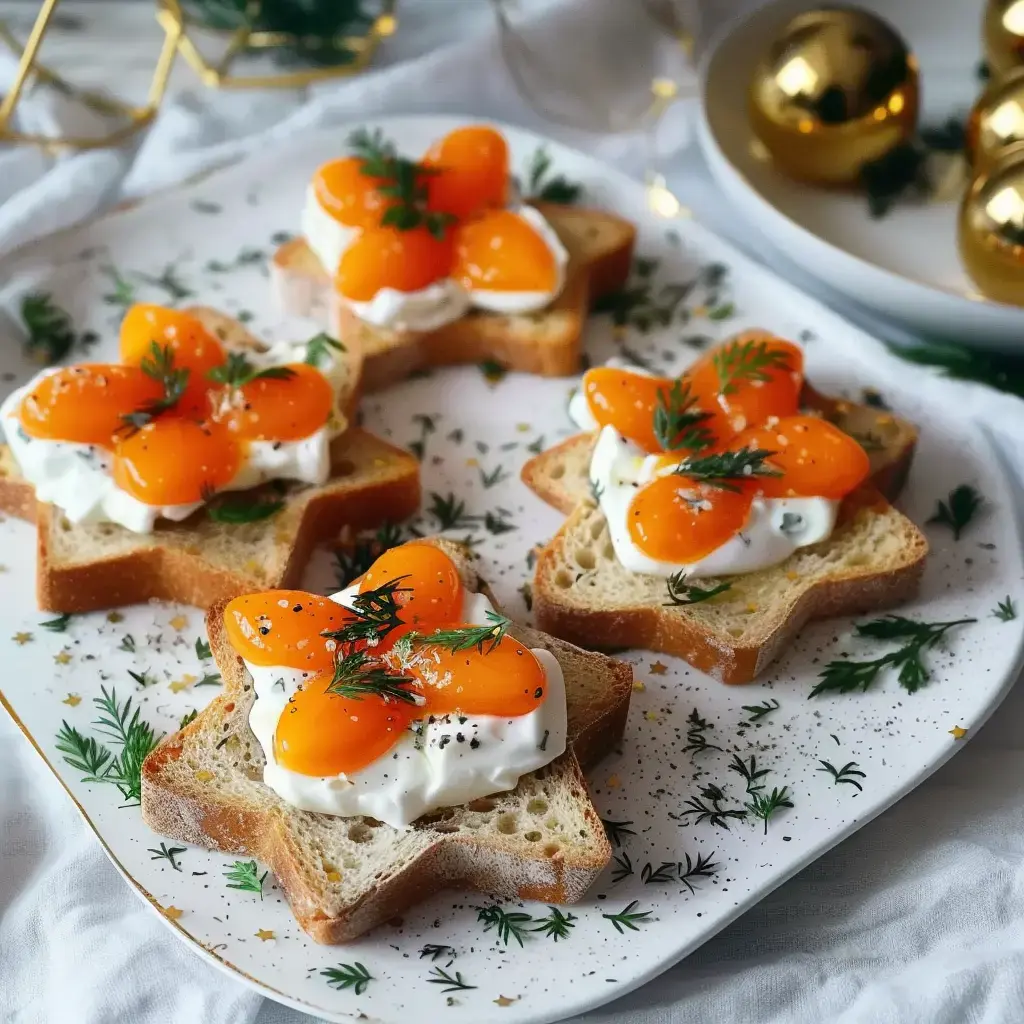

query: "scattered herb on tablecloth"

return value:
[817, 759, 866, 792]
[205, 246, 266, 274]
[21, 293, 97, 364]
[179, 709, 198, 729]
[745, 786, 794, 834]
[40, 614, 72, 632]
[928, 484, 983, 540]
[681, 707, 722, 759]
[195, 672, 222, 687]
[611, 851, 634, 882]
[640, 861, 676, 885]
[810, 616, 977, 697]
[195, 637, 212, 660]
[602, 900, 652, 934]
[518, 582, 533, 612]
[741, 698, 780, 723]
[333, 523, 405, 587]
[408, 413, 437, 461]
[728, 753, 770, 796]
[994, 597, 1017, 622]
[427, 967, 477, 992]
[118, 634, 136, 653]
[136, 263, 193, 303]
[531, 907, 577, 941]
[476, 904, 534, 947]
[128, 669, 158, 689]
[479, 463, 508, 489]
[101, 265, 136, 312]
[419, 944, 454, 961]
[522, 145, 584, 204]
[678, 850, 719, 893]
[679, 783, 748, 830]
[322, 962, 372, 995]
[602, 818, 636, 848]
[149, 842, 186, 871]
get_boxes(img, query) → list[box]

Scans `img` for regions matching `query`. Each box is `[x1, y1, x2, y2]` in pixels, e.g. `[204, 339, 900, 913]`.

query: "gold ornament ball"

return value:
[748, 7, 920, 186]
[959, 143, 1024, 307]
[984, 0, 1024, 79]
[967, 67, 1024, 174]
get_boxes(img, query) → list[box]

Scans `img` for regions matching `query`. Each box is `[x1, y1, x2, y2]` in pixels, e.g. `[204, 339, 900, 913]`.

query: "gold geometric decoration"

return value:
[0, 0, 179, 151]
[156, 0, 398, 90]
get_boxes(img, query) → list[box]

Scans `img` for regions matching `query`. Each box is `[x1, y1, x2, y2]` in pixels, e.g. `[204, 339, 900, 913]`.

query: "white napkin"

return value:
[3, 2, 1024, 1023]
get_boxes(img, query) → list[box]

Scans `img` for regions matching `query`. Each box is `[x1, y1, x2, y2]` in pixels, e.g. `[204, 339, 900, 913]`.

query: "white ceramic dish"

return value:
[0, 116, 1021, 1024]
[697, 0, 1024, 350]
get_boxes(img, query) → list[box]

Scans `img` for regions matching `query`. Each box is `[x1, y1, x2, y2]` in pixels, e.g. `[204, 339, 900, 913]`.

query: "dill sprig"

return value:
[21, 292, 95, 364]
[640, 861, 676, 885]
[410, 611, 511, 656]
[195, 637, 212, 660]
[425, 491, 477, 532]
[326, 649, 421, 705]
[349, 127, 455, 239]
[680, 783, 747, 830]
[476, 904, 534, 947]
[678, 851, 718, 894]
[994, 597, 1017, 622]
[817, 759, 866, 792]
[119, 342, 190, 435]
[611, 851, 633, 882]
[665, 572, 731, 607]
[148, 842, 186, 871]
[653, 379, 715, 452]
[712, 338, 794, 395]
[745, 786, 793, 834]
[427, 967, 476, 992]
[321, 577, 409, 648]
[810, 616, 976, 698]
[55, 722, 112, 780]
[304, 331, 345, 368]
[531, 907, 576, 941]
[40, 613, 72, 632]
[179, 709, 198, 729]
[332, 523, 405, 587]
[681, 707, 722, 759]
[601, 817, 636, 848]
[602, 900, 652, 934]
[206, 351, 296, 388]
[741, 698, 780, 723]
[727, 753, 770, 796]
[321, 962, 371, 995]
[928, 484, 983, 541]
[523, 145, 583, 204]
[674, 447, 780, 492]
[224, 859, 267, 898]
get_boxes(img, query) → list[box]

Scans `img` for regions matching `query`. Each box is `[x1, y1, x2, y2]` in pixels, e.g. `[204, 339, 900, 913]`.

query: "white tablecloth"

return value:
[3, 2, 1024, 1022]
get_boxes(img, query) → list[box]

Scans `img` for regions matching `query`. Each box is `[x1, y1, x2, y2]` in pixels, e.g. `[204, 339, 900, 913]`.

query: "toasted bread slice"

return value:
[271, 203, 636, 391]
[522, 384, 919, 515]
[0, 310, 420, 612]
[534, 486, 928, 684]
[141, 538, 633, 944]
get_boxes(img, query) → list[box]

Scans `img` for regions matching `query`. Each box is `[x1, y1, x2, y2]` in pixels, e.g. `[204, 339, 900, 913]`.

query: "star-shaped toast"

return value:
[0, 308, 421, 612]
[272, 203, 636, 391]
[521, 364, 928, 684]
[141, 538, 633, 943]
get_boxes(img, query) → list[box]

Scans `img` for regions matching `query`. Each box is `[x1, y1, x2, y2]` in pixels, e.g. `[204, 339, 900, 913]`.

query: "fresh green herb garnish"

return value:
[479, 464, 508, 489]
[678, 850, 719, 894]
[128, 669, 158, 688]
[55, 723, 112, 780]
[994, 597, 1017, 622]
[119, 634, 136, 653]
[928, 484, 983, 540]
[602, 900, 652, 934]
[40, 613, 72, 632]
[680, 783, 747, 830]
[148, 842, 186, 871]
[611, 851, 634, 882]
[206, 352, 296, 388]
[410, 611, 511, 656]
[745, 786, 793, 834]
[101, 265, 136, 312]
[119, 342, 190, 435]
[518, 581, 533, 612]
[886, 337, 1024, 397]
[712, 338, 793, 395]
[673, 447, 780, 491]
[727, 753, 770, 796]
[601, 818, 636, 848]
[681, 707, 722, 759]
[349, 127, 455, 239]
[476, 904, 534, 947]
[304, 331, 345, 368]
[224, 859, 267, 898]
[483, 509, 515, 535]
[136, 263, 193, 303]
[707, 302, 736, 321]
[640, 861, 676, 884]
[195, 672, 222, 687]
[322, 577, 409, 648]
[427, 967, 476, 993]
[426, 491, 477, 532]
[195, 637, 212, 660]
[741, 698, 780, 723]
[203, 490, 284, 524]
[179, 709, 198, 729]
[817, 759, 866, 792]
[418, 944, 454, 961]
[531, 906, 577, 941]
[407, 413, 437, 461]
[332, 523, 404, 587]
[523, 145, 583, 204]
[205, 247, 265, 273]
[653, 380, 715, 452]
[810, 616, 977, 697]
[326, 649, 420, 705]
[21, 293, 96, 364]
[322, 962, 371, 994]
[664, 572, 731, 606]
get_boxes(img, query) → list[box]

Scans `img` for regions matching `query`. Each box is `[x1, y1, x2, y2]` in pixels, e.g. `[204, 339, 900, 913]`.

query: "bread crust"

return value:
[141, 539, 633, 943]
[271, 203, 637, 390]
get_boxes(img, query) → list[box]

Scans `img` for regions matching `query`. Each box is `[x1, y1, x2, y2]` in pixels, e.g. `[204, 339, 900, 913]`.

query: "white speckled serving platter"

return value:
[0, 117, 1022, 1024]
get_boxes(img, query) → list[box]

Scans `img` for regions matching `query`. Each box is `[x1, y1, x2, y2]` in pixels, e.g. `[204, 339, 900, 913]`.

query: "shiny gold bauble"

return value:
[748, 7, 919, 186]
[968, 67, 1024, 175]
[959, 144, 1024, 306]
[984, 0, 1024, 79]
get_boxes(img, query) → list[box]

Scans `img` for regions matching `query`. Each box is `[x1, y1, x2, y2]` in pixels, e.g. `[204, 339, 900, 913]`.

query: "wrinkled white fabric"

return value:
[2, 1, 1024, 1023]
